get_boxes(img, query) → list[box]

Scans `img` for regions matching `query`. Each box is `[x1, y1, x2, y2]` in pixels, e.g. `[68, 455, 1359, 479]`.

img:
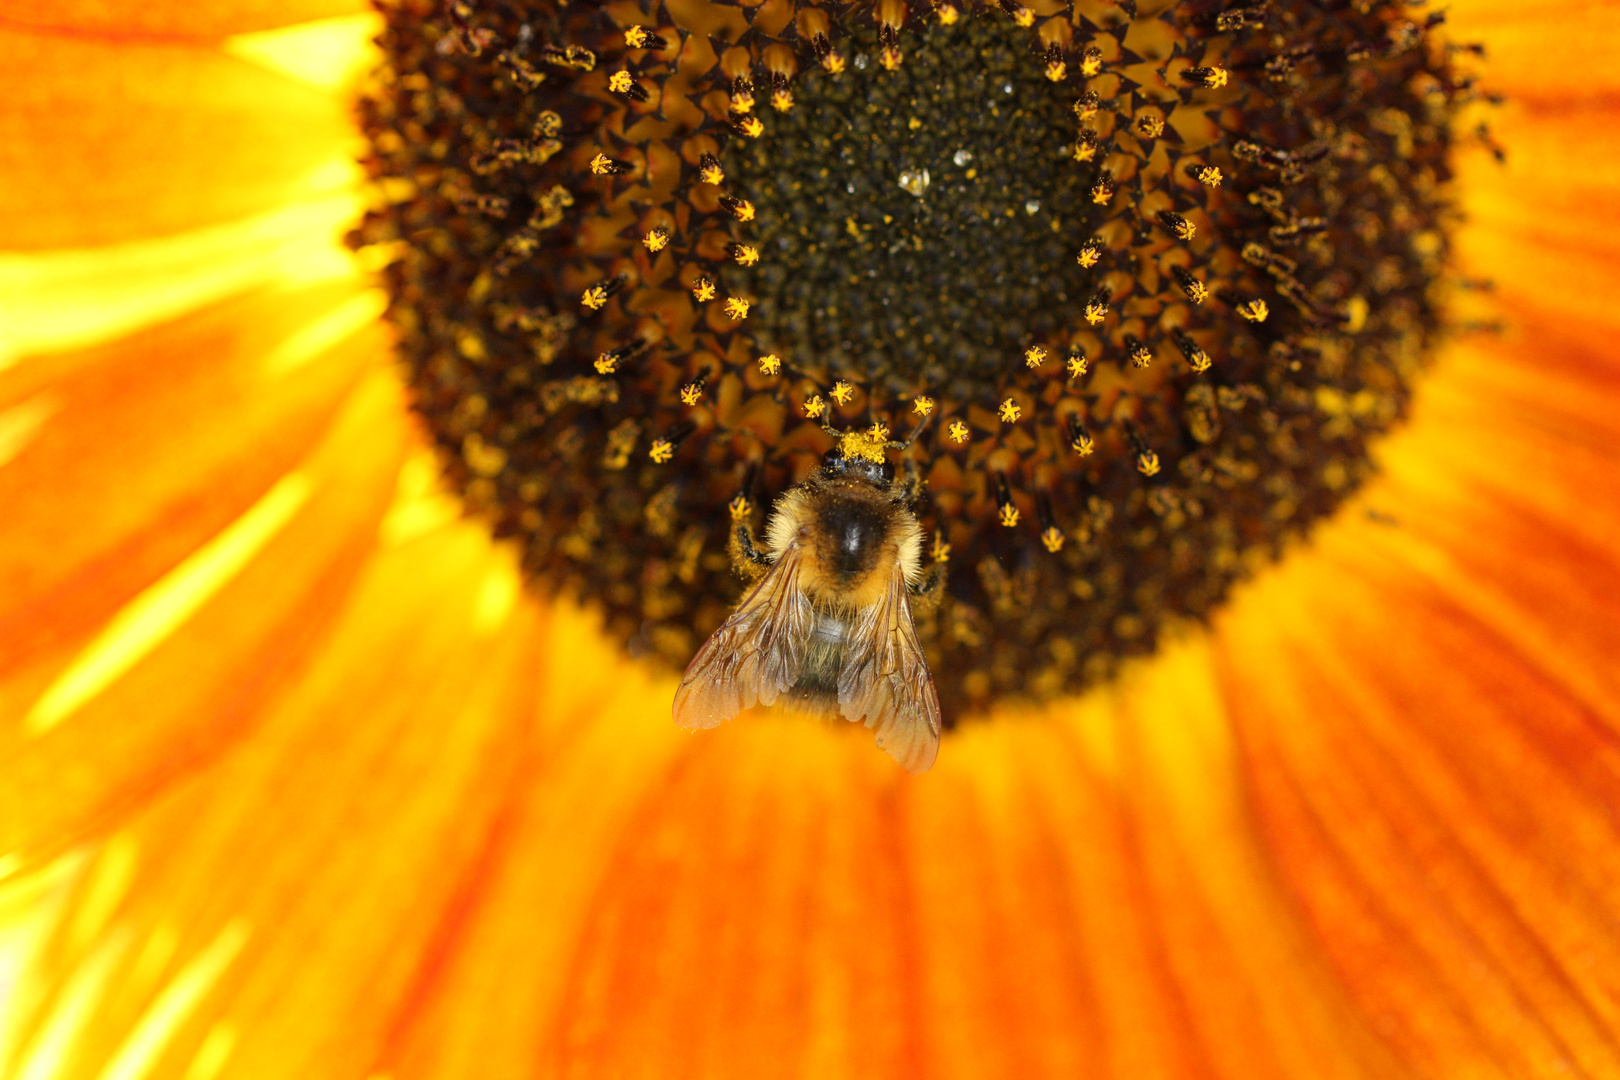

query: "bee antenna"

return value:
[891, 409, 937, 450]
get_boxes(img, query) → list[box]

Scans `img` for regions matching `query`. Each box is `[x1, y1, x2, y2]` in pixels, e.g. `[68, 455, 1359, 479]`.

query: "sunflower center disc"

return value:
[728, 20, 1094, 392]
[356, 0, 1464, 718]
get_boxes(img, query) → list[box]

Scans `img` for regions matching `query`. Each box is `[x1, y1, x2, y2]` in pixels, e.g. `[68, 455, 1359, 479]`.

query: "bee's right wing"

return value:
[837, 568, 942, 775]
[673, 543, 814, 730]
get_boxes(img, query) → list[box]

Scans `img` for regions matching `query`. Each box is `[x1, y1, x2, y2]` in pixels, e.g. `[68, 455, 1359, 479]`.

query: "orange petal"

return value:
[0, 283, 380, 718]
[1446, 0, 1620, 102]
[0, 361, 407, 869]
[1213, 311, 1620, 1077]
[0, 1, 368, 40]
[0, 26, 356, 250]
[3, 531, 541, 1080]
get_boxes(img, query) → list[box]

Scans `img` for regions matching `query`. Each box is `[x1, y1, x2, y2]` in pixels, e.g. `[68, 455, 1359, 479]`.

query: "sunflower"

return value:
[2, 0, 1618, 1075]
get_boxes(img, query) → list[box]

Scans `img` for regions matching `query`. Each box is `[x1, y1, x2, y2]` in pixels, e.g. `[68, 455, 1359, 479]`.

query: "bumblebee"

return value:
[673, 426, 945, 773]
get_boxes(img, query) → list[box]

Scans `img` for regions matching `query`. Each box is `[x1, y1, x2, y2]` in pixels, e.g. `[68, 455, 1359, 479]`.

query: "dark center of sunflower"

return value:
[355, 0, 1463, 719]
[727, 20, 1093, 392]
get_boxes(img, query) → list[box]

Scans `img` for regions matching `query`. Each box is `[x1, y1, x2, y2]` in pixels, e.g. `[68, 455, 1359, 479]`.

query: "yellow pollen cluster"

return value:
[1237, 298, 1270, 322]
[771, 89, 794, 112]
[1040, 526, 1064, 553]
[998, 399, 1022, 423]
[829, 380, 855, 405]
[1080, 47, 1103, 77]
[698, 157, 724, 185]
[1071, 430, 1095, 455]
[912, 395, 935, 416]
[998, 502, 1020, 527]
[608, 70, 634, 94]
[1194, 164, 1223, 186]
[1045, 60, 1065, 82]
[730, 244, 760, 266]
[804, 394, 826, 418]
[937, 4, 959, 24]
[679, 381, 703, 405]
[649, 439, 675, 463]
[728, 494, 753, 520]
[588, 152, 621, 176]
[947, 419, 970, 443]
[691, 277, 716, 302]
[1076, 242, 1102, 268]
[1066, 351, 1089, 379]
[1024, 345, 1047, 369]
[881, 47, 903, 71]
[643, 227, 669, 252]
[757, 354, 782, 376]
[581, 285, 609, 310]
[724, 297, 751, 320]
[736, 115, 764, 138]
[1136, 449, 1161, 476]
[594, 351, 619, 374]
[1084, 298, 1107, 325]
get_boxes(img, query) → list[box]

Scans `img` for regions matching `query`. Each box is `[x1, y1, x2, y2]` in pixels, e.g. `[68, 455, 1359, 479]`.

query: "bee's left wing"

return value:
[672, 543, 814, 730]
[837, 569, 942, 775]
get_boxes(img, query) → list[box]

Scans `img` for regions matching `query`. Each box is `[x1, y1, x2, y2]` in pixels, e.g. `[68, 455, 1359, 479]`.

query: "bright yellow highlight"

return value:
[223, 13, 383, 93]
[0, 393, 59, 470]
[998, 399, 1022, 423]
[0, 193, 363, 369]
[379, 451, 461, 547]
[260, 289, 387, 377]
[829, 381, 855, 405]
[95, 921, 251, 1080]
[25, 474, 313, 734]
[472, 562, 520, 636]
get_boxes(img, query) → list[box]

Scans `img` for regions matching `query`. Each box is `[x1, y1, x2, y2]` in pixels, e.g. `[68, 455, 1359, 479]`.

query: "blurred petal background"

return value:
[2, 1, 1619, 1078]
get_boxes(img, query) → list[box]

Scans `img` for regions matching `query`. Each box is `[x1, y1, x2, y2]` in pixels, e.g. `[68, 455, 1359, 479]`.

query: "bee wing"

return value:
[837, 569, 942, 775]
[673, 544, 814, 730]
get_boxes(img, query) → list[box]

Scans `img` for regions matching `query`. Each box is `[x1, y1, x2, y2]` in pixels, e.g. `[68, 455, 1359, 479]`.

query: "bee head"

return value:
[820, 425, 896, 488]
[820, 449, 892, 488]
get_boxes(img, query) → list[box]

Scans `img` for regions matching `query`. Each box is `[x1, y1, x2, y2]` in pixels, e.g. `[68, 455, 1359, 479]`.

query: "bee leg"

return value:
[907, 560, 947, 616]
[893, 457, 927, 506]
[728, 519, 773, 582]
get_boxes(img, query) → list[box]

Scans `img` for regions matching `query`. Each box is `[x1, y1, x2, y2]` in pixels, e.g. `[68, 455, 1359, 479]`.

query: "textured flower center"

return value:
[727, 19, 1093, 390]
[355, 0, 1461, 718]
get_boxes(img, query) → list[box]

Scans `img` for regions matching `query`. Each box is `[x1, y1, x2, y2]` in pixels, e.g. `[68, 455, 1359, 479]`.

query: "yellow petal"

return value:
[0, 27, 357, 250]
